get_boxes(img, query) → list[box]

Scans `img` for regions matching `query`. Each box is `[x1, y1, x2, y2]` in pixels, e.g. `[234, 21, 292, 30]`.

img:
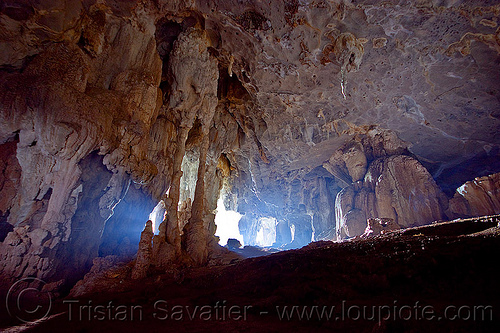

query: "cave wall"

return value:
[449, 172, 500, 218]
[0, 1, 244, 286]
[335, 154, 449, 240]
[52, 152, 113, 287]
[0, 1, 165, 287]
[0, 138, 20, 242]
[0, 0, 499, 287]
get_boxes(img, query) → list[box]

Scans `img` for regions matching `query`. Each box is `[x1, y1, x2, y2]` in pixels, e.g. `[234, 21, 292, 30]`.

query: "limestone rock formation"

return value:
[226, 238, 242, 249]
[285, 204, 313, 249]
[131, 220, 154, 280]
[156, 25, 220, 267]
[0, 0, 167, 288]
[336, 155, 448, 240]
[450, 172, 500, 218]
[70, 255, 129, 298]
[323, 141, 367, 184]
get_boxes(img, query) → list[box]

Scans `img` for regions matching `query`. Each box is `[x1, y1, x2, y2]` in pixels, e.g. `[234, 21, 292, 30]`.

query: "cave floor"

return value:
[3, 216, 500, 333]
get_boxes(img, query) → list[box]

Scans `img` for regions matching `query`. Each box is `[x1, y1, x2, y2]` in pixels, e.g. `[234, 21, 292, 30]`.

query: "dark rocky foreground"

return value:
[1, 0, 500, 289]
[2, 215, 499, 333]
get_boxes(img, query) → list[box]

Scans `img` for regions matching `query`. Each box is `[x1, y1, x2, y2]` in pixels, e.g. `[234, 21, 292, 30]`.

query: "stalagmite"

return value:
[131, 220, 154, 280]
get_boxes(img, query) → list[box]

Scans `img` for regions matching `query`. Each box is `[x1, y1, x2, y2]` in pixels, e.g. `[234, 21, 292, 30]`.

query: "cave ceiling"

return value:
[198, 0, 500, 185]
[1, 0, 499, 188]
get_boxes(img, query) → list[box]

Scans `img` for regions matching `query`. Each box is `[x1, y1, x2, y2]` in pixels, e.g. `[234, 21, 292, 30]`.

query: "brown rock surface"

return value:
[336, 155, 448, 240]
[131, 220, 154, 280]
[450, 172, 500, 217]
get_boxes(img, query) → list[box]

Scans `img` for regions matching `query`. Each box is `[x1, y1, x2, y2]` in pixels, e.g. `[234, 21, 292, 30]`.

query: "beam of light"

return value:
[148, 201, 165, 235]
[255, 217, 277, 247]
[214, 197, 244, 246]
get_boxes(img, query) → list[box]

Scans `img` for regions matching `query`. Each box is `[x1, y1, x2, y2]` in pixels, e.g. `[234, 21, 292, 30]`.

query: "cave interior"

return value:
[0, 0, 500, 331]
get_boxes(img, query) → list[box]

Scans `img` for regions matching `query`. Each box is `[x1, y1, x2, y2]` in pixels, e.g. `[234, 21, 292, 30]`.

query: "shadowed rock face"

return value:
[0, 0, 499, 287]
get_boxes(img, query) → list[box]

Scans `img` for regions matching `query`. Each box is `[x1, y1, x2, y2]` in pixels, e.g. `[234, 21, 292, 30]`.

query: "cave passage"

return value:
[214, 197, 243, 246]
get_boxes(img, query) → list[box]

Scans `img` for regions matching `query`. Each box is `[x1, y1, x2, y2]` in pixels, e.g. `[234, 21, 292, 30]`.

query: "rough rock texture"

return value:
[450, 172, 500, 217]
[131, 220, 154, 280]
[15, 215, 500, 332]
[69, 255, 130, 298]
[158, 26, 219, 263]
[336, 155, 448, 240]
[0, 1, 165, 287]
[0, 139, 20, 242]
[226, 238, 242, 249]
[0, 0, 499, 288]
[361, 217, 401, 238]
[0, 1, 238, 287]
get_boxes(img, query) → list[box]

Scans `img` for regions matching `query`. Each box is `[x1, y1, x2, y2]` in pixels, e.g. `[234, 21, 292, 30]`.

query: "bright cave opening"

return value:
[148, 200, 165, 235]
[214, 197, 244, 246]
